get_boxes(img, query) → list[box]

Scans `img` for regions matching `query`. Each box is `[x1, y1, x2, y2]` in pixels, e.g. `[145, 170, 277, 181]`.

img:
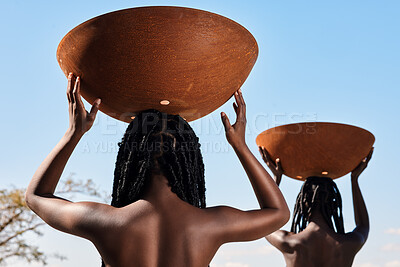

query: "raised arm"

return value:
[212, 89, 289, 243]
[25, 74, 105, 238]
[348, 148, 373, 247]
[259, 146, 293, 251]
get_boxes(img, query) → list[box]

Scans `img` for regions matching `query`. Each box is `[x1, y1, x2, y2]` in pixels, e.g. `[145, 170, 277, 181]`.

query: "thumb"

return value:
[221, 112, 231, 132]
[88, 98, 101, 119]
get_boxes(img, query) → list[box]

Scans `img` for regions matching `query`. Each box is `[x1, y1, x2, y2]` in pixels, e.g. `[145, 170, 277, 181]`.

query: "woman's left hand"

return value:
[351, 147, 374, 180]
[67, 73, 101, 136]
[259, 147, 284, 179]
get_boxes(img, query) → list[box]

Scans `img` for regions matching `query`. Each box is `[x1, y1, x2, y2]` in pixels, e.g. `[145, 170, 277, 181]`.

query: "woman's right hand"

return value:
[259, 147, 283, 183]
[221, 89, 247, 149]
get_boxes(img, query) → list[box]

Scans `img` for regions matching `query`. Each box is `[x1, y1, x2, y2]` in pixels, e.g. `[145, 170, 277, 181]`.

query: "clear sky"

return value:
[1, 0, 399, 266]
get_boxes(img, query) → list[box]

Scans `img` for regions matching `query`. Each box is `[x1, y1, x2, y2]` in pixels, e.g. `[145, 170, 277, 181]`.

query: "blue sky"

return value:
[1, 0, 399, 266]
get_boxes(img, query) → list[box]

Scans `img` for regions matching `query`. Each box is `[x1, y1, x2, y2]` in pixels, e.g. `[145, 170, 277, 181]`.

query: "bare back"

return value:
[268, 223, 364, 267]
[79, 170, 287, 267]
[261, 144, 372, 267]
[92, 200, 222, 267]
[26, 85, 290, 267]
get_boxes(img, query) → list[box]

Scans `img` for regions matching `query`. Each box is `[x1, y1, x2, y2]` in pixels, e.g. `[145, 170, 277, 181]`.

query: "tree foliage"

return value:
[0, 174, 109, 265]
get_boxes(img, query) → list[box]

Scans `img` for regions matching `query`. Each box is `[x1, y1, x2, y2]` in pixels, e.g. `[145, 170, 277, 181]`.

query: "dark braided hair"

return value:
[290, 177, 344, 234]
[101, 109, 206, 267]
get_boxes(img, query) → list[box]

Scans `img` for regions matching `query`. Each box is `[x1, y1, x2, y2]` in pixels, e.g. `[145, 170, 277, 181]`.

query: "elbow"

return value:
[275, 196, 290, 225]
[269, 204, 290, 230]
[275, 201, 290, 228]
[25, 190, 33, 209]
[262, 206, 290, 237]
[25, 181, 42, 210]
[24, 188, 36, 210]
[280, 204, 291, 226]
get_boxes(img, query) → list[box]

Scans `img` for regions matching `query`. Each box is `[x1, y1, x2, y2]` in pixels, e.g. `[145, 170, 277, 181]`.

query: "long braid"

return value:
[290, 177, 345, 234]
[102, 110, 206, 266]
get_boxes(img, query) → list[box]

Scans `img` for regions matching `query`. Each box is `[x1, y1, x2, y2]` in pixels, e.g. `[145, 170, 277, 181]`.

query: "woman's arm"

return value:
[25, 74, 105, 237]
[258, 147, 292, 248]
[347, 148, 373, 247]
[212, 89, 289, 243]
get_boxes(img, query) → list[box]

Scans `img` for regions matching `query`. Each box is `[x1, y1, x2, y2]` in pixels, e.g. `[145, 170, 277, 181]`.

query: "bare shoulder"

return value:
[200, 205, 240, 230]
[203, 205, 289, 244]
[336, 227, 368, 252]
[32, 200, 121, 244]
[71, 200, 155, 234]
[69, 201, 120, 230]
[267, 229, 306, 253]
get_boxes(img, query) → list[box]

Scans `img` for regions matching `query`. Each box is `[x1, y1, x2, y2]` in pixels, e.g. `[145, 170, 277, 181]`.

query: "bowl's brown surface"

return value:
[57, 6, 258, 122]
[256, 122, 375, 180]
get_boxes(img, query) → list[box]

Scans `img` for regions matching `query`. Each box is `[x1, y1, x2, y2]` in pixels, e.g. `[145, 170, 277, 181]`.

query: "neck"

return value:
[308, 208, 331, 230]
[141, 172, 181, 205]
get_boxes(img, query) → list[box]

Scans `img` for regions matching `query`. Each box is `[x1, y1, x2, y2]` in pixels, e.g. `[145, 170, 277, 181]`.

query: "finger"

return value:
[258, 146, 264, 157]
[233, 102, 239, 115]
[238, 88, 244, 105]
[238, 88, 246, 116]
[263, 148, 274, 166]
[88, 98, 101, 120]
[260, 146, 266, 158]
[366, 147, 374, 162]
[264, 148, 272, 161]
[234, 90, 243, 111]
[233, 90, 240, 108]
[234, 89, 245, 120]
[72, 76, 82, 104]
[73, 76, 85, 107]
[233, 91, 244, 123]
[276, 158, 283, 171]
[259, 146, 268, 163]
[221, 112, 232, 132]
[362, 149, 373, 164]
[67, 73, 75, 103]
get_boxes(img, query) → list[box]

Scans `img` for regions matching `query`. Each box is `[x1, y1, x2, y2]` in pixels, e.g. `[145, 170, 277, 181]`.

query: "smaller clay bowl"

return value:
[256, 122, 375, 180]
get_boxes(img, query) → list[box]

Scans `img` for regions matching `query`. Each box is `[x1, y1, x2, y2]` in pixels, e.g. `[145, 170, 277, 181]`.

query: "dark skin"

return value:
[259, 147, 373, 267]
[25, 74, 290, 267]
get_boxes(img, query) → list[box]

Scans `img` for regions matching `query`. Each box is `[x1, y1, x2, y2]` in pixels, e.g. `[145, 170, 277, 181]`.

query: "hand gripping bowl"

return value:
[256, 122, 375, 180]
[57, 6, 258, 122]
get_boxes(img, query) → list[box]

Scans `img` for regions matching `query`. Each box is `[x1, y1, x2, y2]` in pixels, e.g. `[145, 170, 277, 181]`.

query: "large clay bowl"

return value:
[57, 6, 258, 122]
[256, 122, 375, 180]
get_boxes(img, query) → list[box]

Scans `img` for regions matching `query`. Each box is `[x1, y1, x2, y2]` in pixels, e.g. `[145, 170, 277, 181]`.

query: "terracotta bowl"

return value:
[57, 6, 258, 122]
[256, 122, 375, 180]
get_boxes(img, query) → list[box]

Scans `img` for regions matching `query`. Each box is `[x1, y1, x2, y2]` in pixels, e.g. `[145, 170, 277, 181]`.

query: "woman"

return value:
[260, 146, 373, 267]
[26, 73, 289, 267]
